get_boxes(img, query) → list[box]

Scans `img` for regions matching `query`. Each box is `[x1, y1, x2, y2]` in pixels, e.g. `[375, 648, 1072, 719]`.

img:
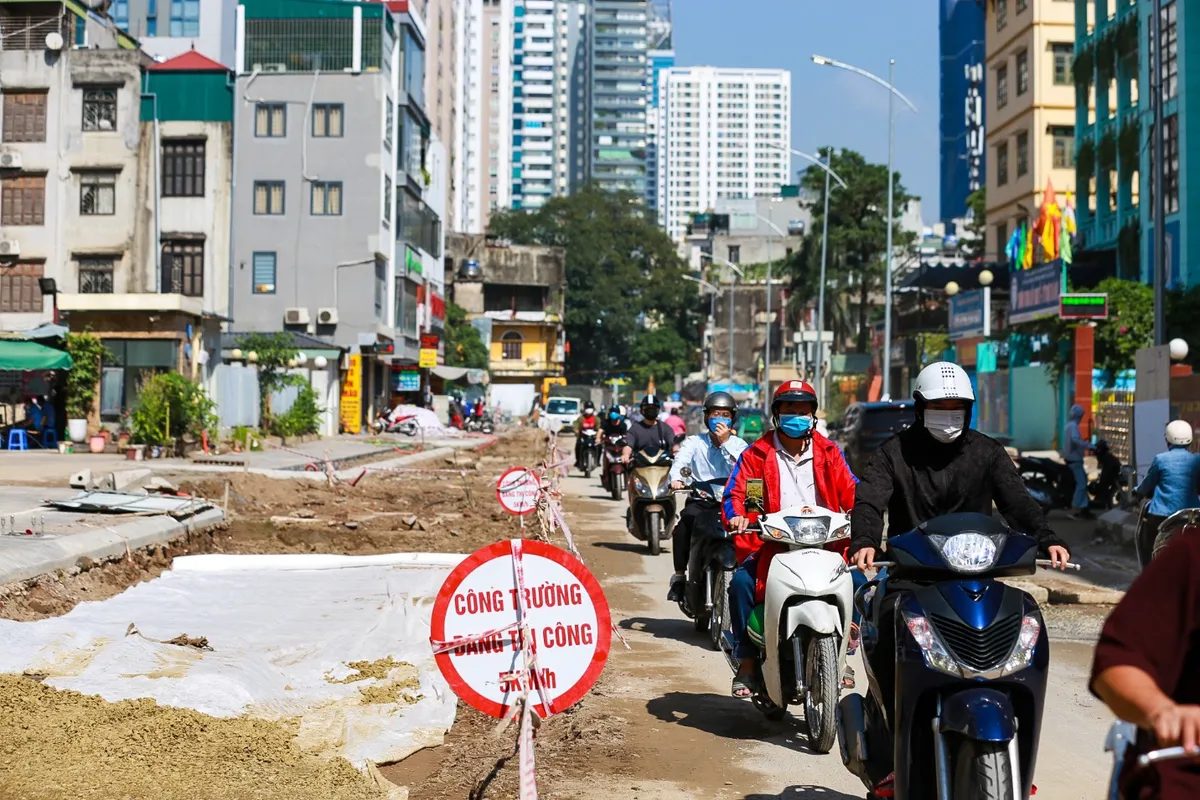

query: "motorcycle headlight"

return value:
[784, 515, 831, 545]
[928, 533, 1002, 574]
[759, 524, 787, 541]
[999, 614, 1042, 676]
[655, 474, 671, 495]
[632, 477, 653, 496]
[903, 611, 960, 677]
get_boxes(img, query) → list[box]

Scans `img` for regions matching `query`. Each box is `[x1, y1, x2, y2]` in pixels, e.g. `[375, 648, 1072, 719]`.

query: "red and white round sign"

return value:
[496, 467, 541, 516]
[430, 539, 611, 719]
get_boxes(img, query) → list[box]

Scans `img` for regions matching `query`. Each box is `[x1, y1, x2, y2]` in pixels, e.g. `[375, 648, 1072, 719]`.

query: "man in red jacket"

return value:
[723, 380, 857, 698]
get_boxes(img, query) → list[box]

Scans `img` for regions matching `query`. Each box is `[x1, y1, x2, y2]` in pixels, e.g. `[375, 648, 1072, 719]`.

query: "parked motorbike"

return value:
[839, 512, 1079, 799]
[465, 413, 494, 434]
[1016, 455, 1076, 512]
[601, 434, 626, 501]
[1105, 720, 1200, 800]
[576, 428, 600, 478]
[626, 447, 676, 555]
[675, 467, 735, 649]
[1135, 505, 1200, 567]
[720, 504, 854, 753]
[372, 410, 419, 437]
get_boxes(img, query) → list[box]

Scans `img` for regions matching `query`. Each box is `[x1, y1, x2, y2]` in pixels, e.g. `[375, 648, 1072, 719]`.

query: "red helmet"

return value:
[772, 380, 818, 412]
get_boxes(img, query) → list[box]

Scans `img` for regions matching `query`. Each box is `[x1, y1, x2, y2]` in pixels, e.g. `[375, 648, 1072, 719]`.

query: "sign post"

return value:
[1008, 260, 1064, 325]
[419, 332, 439, 369]
[1059, 293, 1109, 320]
[496, 467, 541, 516]
[339, 354, 362, 434]
[430, 539, 612, 719]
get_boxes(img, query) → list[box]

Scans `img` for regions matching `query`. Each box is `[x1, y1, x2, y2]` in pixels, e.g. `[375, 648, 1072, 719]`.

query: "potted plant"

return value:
[63, 332, 107, 443]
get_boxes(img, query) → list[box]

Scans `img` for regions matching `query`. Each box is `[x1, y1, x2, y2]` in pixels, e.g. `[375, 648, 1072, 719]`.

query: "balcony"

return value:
[58, 292, 207, 317]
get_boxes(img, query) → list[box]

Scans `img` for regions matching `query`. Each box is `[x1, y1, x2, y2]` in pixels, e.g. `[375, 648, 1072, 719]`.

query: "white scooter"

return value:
[721, 503, 854, 753]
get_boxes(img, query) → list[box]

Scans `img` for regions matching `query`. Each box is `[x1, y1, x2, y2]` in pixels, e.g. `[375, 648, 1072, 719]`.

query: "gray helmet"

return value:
[703, 391, 738, 422]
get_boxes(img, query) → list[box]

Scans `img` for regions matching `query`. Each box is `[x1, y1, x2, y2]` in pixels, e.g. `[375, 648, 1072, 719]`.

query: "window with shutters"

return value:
[162, 140, 205, 197]
[254, 103, 285, 137]
[312, 104, 344, 137]
[253, 181, 285, 214]
[252, 252, 276, 294]
[0, 261, 45, 313]
[78, 257, 114, 294]
[310, 181, 343, 215]
[82, 87, 118, 131]
[2, 92, 47, 143]
[0, 174, 46, 226]
[79, 172, 117, 215]
[161, 240, 203, 297]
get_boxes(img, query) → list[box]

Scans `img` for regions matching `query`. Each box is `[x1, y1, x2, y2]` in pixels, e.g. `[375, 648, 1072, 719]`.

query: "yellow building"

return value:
[984, 0, 1091, 260]
[446, 234, 567, 412]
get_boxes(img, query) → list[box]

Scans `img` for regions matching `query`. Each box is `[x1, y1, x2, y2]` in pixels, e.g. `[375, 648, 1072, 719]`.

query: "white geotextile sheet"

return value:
[389, 405, 459, 435]
[0, 552, 467, 768]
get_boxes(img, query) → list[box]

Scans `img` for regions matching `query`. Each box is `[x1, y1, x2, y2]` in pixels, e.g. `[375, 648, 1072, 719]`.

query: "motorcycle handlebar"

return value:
[1036, 559, 1082, 571]
[1138, 747, 1200, 769]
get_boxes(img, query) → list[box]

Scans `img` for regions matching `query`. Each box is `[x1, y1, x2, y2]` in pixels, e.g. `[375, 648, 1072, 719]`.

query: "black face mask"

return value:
[642, 408, 659, 421]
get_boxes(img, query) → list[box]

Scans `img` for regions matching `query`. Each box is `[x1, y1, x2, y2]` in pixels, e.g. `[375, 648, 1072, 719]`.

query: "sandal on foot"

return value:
[841, 664, 856, 690]
[731, 675, 755, 699]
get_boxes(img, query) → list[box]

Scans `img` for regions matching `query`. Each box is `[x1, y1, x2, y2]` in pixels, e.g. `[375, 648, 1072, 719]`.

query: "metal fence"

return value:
[245, 18, 355, 73]
[1095, 389, 1134, 465]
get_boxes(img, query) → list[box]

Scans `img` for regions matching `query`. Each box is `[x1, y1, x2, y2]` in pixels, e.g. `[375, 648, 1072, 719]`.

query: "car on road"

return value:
[544, 396, 582, 432]
[835, 400, 916, 476]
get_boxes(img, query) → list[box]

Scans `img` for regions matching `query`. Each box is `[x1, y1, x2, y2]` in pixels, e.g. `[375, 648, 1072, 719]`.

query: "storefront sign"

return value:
[340, 354, 363, 434]
[405, 246, 423, 276]
[1008, 261, 1063, 325]
[431, 292, 446, 330]
[1060, 293, 1109, 320]
[419, 332, 439, 368]
[392, 368, 421, 392]
[948, 290, 986, 341]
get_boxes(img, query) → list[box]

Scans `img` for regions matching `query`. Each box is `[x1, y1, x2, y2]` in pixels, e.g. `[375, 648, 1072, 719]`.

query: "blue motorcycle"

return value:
[838, 512, 1075, 800]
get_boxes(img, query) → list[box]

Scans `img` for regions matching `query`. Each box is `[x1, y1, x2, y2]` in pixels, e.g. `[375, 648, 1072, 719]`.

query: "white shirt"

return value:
[773, 433, 816, 509]
[668, 432, 749, 492]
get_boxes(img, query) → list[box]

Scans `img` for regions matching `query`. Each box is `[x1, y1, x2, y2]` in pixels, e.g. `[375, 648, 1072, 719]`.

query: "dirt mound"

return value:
[0, 674, 388, 800]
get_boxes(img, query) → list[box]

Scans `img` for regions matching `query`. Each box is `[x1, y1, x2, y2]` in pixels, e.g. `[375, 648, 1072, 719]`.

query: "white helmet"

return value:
[913, 362, 975, 403]
[1166, 420, 1194, 447]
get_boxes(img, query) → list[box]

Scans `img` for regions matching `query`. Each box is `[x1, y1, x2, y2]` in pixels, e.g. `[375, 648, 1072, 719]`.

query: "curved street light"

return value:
[701, 253, 745, 382]
[753, 214, 789, 411]
[767, 143, 849, 190]
[811, 54, 916, 401]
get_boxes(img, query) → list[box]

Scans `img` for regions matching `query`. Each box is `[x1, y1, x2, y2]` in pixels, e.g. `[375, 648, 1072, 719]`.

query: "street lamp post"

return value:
[766, 143, 849, 403]
[684, 274, 722, 385]
[812, 55, 917, 400]
[752, 215, 787, 413]
[701, 253, 745, 382]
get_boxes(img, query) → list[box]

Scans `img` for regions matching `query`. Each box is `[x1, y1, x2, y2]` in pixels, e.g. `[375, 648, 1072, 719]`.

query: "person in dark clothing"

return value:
[848, 361, 1071, 797]
[1092, 438, 1123, 511]
[601, 405, 630, 437]
[1091, 532, 1200, 799]
[621, 394, 679, 463]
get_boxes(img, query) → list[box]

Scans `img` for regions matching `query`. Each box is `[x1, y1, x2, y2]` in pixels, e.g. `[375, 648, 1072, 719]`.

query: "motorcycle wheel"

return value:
[647, 512, 661, 556]
[708, 568, 730, 651]
[951, 739, 1014, 800]
[1152, 526, 1180, 561]
[803, 634, 839, 753]
[584, 451, 594, 479]
[611, 477, 623, 502]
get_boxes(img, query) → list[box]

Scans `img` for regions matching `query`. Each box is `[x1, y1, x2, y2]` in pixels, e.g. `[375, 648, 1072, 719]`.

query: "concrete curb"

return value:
[0, 507, 226, 588]
[1000, 577, 1125, 606]
[1096, 507, 1138, 546]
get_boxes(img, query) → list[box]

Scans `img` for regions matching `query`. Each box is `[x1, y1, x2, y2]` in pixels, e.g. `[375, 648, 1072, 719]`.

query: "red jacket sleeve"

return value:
[723, 447, 762, 564]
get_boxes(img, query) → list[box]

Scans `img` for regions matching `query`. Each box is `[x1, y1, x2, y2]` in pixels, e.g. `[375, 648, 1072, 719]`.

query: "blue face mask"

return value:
[707, 417, 730, 435]
[778, 414, 814, 438]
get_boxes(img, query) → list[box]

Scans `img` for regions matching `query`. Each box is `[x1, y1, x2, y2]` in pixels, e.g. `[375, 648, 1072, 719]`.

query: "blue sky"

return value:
[673, 0, 941, 225]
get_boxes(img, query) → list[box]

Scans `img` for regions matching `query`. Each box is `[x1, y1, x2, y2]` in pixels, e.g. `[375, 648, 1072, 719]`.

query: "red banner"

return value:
[431, 292, 446, 321]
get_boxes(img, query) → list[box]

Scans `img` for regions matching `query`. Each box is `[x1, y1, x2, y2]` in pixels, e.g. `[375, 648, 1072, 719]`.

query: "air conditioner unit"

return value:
[0, 240, 20, 257]
[0, 152, 21, 169]
[284, 307, 311, 326]
[317, 307, 339, 325]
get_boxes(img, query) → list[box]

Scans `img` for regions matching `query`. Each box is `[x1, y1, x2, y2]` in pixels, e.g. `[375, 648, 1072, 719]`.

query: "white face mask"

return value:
[925, 409, 966, 443]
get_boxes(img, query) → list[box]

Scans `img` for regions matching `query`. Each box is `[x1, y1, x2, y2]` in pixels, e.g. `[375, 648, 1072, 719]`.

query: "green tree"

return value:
[1093, 276, 1152, 377]
[445, 302, 489, 369]
[786, 148, 917, 352]
[235, 332, 300, 432]
[963, 187, 987, 260]
[488, 185, 700, 381]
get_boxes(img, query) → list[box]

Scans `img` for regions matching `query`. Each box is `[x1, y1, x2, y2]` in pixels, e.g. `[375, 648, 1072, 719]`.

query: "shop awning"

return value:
[431, 366, 488, 384]
[0, 341, 72, 371]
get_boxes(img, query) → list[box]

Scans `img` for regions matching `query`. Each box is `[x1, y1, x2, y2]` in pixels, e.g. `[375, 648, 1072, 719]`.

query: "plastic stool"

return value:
[7, 429, 28, 451]
[41, 428, 57, 449]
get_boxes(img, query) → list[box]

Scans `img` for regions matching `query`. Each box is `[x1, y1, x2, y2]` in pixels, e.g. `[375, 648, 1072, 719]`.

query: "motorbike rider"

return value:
[1091, 532, 1200, 799]
[666, 391, 748, 602]
[601, 404, 630, 437]
[664, 404, 689, 438]
[1133, 420, 1200, 565]
[848, 361, 1071, 795]
[621, 395, 679, 465]
[1062, 403, 1095, 520]
[573, 401, 601, 469]
[724, 380, 858, 698]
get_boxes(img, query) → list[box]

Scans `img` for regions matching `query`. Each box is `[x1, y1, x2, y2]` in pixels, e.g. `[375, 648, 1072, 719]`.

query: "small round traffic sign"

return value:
[496, 467, 540, 516]
[430, 539, 611, 719]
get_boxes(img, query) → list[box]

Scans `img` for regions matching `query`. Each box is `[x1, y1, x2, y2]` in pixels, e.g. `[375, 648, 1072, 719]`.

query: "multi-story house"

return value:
[657, 67, 791, 242]
[984, 0, 1083, 264]
[230, 0, 442, 432]
[108, 0, 237, 67]
[0, 2, 230, 426]
[446, 232, 565, 413]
